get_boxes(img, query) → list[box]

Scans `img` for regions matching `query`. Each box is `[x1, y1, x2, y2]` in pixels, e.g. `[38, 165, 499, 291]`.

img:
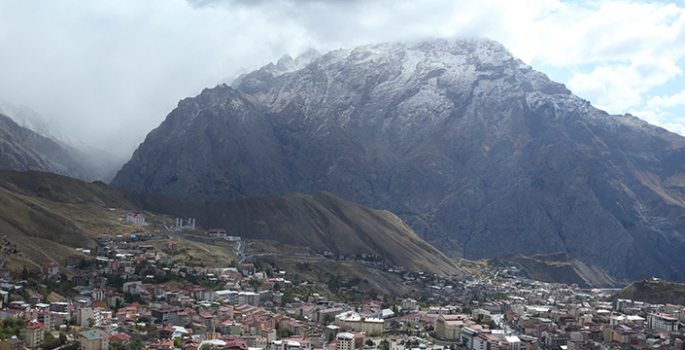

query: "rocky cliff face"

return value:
[111, 39, 685, 281]
[0, 113, 88, 179]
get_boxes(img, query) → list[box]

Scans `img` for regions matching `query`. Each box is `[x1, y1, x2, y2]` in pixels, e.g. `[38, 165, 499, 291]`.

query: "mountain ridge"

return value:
[111, 38, 685, 281]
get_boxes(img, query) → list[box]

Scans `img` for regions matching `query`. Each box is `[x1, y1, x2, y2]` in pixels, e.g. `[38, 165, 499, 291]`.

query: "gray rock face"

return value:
[0, 113, 88, 179]
[111, 39, 685, 281]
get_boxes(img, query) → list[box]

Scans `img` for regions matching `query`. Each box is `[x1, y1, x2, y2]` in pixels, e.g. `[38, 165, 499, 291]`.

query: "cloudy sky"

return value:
[0, 0, 683, 158]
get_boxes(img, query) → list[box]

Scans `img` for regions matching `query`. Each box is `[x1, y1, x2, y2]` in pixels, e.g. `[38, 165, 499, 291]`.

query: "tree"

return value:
[277, 329, 291, 339]
[110, 342, 125, 350]
[249, 279, 264, 289]
[59, 332, 68, 345]
[0, 317, 23, 339]
[323, 314, 335, 325]
[42, 331, 62, 350]
[114, 298, 123, 311]
[366, 339, 375, 347]
[127, 339, 145, 350]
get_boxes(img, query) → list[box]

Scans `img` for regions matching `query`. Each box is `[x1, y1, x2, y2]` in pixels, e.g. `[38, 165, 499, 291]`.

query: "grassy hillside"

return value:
[0, 171, 240, 272]
[613, 279, 685, 305]
[0, 170, 459, 278]
[124, 190, 459, 275]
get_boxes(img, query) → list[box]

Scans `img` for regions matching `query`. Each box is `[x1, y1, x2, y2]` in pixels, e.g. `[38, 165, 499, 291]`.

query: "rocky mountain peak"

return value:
[111, 38, 685, 282]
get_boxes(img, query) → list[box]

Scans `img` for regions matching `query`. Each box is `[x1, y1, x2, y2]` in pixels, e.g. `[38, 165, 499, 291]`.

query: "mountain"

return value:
[0, 169, 457, 277]
[0, 113, 89, 179]
[489, 252, 628, 288]
[0, 100, 124, 182]
[110, 38, 685, 281]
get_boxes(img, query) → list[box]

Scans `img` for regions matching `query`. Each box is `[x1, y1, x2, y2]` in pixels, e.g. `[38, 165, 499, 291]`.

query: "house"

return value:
[28, 294, 42, 305]
[109, 333, 130, 345]
[72, 274, 89, 287]
[402, 298, 417, 311]
[99, 235, 112, 245]
[41, 262, 59, 277]
[207, 229, 227, 239]
[0, 337, 25, 350]
[126, 212, 146, 225]
[149, 339, 173, 350]
[79, 329, 109, 350]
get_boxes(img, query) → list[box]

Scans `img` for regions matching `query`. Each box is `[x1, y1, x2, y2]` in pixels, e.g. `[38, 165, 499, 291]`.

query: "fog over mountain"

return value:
[0, 1, 683, 158]
[0, 100, 125, 182]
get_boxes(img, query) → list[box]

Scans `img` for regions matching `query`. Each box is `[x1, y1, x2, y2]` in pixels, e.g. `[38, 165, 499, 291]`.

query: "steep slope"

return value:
[0, 113, 89, 179]
[111, 39, 685, 281]
[0, 170, 457, 276]
[0, 100, 124, 182]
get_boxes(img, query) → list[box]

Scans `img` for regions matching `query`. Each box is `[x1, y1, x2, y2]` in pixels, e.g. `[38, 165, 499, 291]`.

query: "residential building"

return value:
[336, 333, 355, 350]
[79, 329, 109, 350]
[77, 307, 103, 327]
[647, 313, 677, 333]
[21, 319, 44, 349]
[334, 311, 384, 334]
[435, 314, 468, 340]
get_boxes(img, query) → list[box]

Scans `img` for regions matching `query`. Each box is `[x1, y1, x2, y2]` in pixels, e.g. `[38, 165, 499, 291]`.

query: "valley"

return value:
[1, 36, 685, 350]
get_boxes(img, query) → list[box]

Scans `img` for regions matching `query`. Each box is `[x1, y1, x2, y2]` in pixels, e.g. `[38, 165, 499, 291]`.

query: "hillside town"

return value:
[3, 215, 685, 350]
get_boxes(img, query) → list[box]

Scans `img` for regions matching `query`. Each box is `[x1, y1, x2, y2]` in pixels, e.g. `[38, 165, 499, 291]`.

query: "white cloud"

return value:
[0, 0, 683, 157]
[567, 58, 682, 113]
[633, 108, 685, 136]
[649, 90, 685, 109]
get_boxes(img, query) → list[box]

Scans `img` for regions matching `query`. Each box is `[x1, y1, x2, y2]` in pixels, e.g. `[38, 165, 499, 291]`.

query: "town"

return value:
[1, 213, 684, 350]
